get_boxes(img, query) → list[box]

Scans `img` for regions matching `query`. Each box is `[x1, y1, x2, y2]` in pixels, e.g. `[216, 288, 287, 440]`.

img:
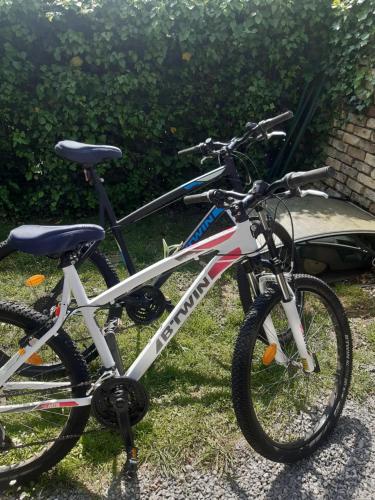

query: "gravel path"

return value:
[30, 396, 374, 500]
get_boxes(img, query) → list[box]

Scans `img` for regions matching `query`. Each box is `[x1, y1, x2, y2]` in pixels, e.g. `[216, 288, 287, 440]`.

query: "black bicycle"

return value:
[0, 111, 297, 371]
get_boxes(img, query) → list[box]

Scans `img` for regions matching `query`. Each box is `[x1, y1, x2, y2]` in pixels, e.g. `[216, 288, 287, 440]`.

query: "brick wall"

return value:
[324, 105, 375, 213]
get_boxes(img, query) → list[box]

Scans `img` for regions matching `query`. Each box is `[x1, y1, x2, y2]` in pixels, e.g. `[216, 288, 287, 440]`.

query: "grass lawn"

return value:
[0, 209, 374, 496]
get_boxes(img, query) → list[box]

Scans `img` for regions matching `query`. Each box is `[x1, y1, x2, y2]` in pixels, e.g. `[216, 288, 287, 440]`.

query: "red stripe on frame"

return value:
[38, 401, 79, 410]
[208, 247, 241, 278]
[194, 228, 235, 250]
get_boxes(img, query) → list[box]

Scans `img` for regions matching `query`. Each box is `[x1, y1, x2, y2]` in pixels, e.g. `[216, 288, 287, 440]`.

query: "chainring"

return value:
[124, 285, 166, 325]
[91, 377, 149, 428]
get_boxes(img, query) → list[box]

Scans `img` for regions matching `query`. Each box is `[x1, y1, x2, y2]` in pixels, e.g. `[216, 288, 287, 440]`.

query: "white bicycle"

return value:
[0, 167, 352, 486]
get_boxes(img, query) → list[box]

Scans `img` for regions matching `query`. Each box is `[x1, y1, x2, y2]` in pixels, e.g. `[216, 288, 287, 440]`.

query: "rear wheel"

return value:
[232, 274, 352, 462]
[0, 302, 91, 487]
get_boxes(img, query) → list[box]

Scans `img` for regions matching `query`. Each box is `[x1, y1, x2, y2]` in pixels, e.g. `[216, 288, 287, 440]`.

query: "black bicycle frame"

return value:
[85, 153, 245, 287]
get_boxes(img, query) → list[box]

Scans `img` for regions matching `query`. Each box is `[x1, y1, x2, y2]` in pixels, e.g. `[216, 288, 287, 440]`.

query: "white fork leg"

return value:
[262, 316, 289, 364]
[258, 273, 314, 371]
[282, 297, 315, 372]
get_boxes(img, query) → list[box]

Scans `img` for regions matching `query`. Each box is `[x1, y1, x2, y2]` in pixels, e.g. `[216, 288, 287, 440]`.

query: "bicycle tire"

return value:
[0, 301, 91, 487]
[237, 220, 298, 315]
[232, 274, 352, 463]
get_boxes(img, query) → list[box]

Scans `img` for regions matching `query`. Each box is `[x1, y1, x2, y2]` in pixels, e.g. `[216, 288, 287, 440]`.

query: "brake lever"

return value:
[282, 188, 329, 199]
[267, 131, 286, 140]
[300, 189, 329, 199]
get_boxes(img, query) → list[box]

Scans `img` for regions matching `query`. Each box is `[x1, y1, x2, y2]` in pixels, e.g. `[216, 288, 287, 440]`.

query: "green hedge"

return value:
[0, 0, 373, 219]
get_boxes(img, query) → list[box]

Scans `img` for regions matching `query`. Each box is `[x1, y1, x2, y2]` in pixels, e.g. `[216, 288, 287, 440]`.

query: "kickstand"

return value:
[110, 388, 138, 478]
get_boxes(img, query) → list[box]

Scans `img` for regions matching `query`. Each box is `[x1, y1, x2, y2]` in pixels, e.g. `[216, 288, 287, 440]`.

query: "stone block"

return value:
[363, 188, 375, 203]
[347, 146, 366, 161]
[325, 177, 336, 188]
[335, 181, 351, 197]
[344, 134, 375, 154]
[335, 171, 347, 184]
[326, 156, 341, 170]
[341, 163, 358, 178]
[353, 160, 372, 175]
[352, 191, 371, 208]
[347, 178, 364, 195]
[365, 152, 375, 168]
[335, 149, 355, 165]
[352, 125, 372, 140]
[325, 146, 353, 165]
[345, 123, 354, 133]
[351, 193, 369, 208]
[343, 132, 361, 147]
[360, 139, 375, 154]
[336, 129, 344, 139]
[367, 118, 375, 130]
[348, 112, 367, 127]
[331, 138, 348, 152]
[358, 173, 375, 190]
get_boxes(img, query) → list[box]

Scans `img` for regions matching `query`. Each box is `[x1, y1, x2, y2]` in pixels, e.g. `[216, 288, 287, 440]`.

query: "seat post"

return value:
[87, 166, 136, 275]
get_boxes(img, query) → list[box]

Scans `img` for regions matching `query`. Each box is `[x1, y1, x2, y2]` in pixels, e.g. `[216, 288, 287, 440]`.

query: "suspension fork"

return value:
[256, 207, 315, 372]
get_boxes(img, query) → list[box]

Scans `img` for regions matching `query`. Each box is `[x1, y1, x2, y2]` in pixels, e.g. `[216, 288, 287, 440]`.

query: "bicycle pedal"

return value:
[124, 447, 138, 477]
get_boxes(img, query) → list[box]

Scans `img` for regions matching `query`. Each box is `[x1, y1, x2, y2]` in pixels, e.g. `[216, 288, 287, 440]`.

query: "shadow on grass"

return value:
[143, 364, 231, 398]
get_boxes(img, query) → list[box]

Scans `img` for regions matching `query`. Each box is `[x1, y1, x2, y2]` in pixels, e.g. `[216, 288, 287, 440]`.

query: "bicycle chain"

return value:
[2, 426, 108, 451]
[1, 377, 112, 451]
[0, 316, 139, 451]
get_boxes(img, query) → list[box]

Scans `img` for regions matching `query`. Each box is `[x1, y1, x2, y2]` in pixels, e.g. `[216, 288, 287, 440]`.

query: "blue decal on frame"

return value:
[183, 180, 204, 191]
[184, 207, 225, 248]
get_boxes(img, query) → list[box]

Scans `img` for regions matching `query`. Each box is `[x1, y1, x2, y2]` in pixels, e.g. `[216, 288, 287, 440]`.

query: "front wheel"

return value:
[231, 274, 352, 463]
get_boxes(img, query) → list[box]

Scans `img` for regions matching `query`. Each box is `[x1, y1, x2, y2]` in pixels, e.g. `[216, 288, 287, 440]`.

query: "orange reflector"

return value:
[18, 347, 25, 356]
[25, 274, 45, 287]
[26, 353, 43, 365]
[262, 343, 277, 366]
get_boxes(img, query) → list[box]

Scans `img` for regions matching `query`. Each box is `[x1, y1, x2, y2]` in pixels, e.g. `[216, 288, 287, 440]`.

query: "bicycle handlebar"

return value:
[178, 110, 294, 157]
[183, 166, 334, 210]
[283, 166, 334, 189]
[257, 111, 294, 132]
[183, 191, 211, 205]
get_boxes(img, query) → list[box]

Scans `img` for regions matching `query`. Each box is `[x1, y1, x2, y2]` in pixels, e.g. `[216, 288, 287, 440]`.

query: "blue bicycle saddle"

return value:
[6, 224, 105, 256]
[55, 140, 122, 165]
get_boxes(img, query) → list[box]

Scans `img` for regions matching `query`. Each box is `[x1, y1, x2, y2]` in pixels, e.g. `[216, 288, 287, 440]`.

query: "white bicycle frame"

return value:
[0, 217, 315, 413]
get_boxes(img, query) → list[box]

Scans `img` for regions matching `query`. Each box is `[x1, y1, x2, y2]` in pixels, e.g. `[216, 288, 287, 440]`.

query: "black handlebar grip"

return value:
[285, 166, 335, 189]
[260, 111, 294, 131]
[183, 192, 211, 205]
[177, 143, 203, 156]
